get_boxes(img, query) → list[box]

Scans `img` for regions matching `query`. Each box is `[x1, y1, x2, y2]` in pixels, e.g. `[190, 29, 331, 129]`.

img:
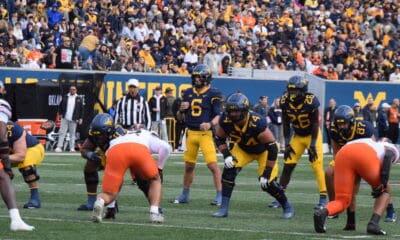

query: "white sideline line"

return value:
[0, 215, 386, 238]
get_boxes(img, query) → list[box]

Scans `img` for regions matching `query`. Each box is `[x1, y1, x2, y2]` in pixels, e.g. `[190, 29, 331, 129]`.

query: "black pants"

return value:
[174, 122, 186, 149]
[388, 123, 399, 144]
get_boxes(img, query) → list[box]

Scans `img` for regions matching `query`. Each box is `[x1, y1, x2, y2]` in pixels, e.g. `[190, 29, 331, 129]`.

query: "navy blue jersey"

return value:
[219, 111, 267, 154]
[329, 119, 376, 146]
[183, 87, 223, 130]
[280, 92, 320, 136]
[6, 121, 39, 147]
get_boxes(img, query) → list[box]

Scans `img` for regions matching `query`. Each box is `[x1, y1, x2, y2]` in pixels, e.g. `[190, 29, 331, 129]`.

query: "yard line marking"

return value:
[0, 215, 381, 238]
[41, 163, 74, 166]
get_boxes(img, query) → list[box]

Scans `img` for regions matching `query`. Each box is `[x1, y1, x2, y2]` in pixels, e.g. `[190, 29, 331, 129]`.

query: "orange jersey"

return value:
[325, 139, 399, 216]
[102, 130, 171, 193]
[388, 107, 399, 123]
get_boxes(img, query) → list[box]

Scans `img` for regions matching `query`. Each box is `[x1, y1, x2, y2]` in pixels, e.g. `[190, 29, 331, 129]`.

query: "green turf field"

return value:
[0, 153, 399, 240]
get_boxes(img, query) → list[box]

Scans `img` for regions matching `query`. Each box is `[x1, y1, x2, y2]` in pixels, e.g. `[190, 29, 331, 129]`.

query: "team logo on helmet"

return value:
[225, 93, 250, 122]
[191, 64, 212, 88]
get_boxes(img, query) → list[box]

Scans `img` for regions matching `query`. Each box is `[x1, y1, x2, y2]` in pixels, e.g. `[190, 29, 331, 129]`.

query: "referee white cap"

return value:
[127, 79, 139, 87]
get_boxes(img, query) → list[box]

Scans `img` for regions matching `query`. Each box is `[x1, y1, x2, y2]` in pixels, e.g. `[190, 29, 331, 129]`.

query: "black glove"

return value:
[1, 157, 14, 179]
[371, 184, 387, 198]
[86, 151, 101, 165]
[158, 168, 163, 184]
[308, 145, 317, 163]
[284, 144, 295, 160]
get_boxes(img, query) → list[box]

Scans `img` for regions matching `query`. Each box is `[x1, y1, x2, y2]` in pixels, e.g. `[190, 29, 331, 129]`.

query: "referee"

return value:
[114, 78, 151, 130]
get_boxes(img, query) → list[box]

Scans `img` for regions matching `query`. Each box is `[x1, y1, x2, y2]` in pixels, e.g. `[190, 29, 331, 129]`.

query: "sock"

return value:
[9, 208, 22, 222]
[182, 188, 190, 198]
[30, 188, 40, 201]
[88, 194, 97, 207]
[347, 208, 355, 225]
[96, 198, 105, 206]
[150, 205, 159, 214]
[216, 190, 222, 199]
[370, 213, 381, 224]
[386, 203, 394, 215]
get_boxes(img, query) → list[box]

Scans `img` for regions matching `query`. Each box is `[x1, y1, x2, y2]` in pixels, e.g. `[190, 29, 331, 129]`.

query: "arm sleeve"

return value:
[149, 135, 172, 169]
[381, 148, 393, 186]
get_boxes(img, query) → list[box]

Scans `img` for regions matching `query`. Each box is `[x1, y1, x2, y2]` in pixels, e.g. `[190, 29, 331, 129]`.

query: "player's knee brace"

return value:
[221, 167, 239, 188]
[265, 179, 285, 199]
[136, 175, 150, 197]
[19, 166, 40, 183]
[84, 171, 99, 185]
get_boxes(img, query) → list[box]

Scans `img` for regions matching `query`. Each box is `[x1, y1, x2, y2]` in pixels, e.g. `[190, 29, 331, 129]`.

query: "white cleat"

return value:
[92, 199, 105, 223]
[150, 212, 164, 223]
[10, 221, 35, 231]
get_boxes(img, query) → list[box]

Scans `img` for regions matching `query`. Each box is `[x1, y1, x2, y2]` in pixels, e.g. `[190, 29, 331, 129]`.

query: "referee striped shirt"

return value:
[114, 93, 151, 130]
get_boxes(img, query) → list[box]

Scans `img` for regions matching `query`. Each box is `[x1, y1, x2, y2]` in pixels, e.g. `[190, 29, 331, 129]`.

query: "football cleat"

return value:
[268, 200, 281, 208]
[92, 200, 105, 223]
[367, 222, 386, 235]
[150, 208, 164, 223]
[282, 202, 295, 219]
[171, 195, 189, 204]
[210, 197, 222, 206]
[104, 207, 116, 219]
[384, 211, 397, 222]
[210, 200, 221, 206]
[212, 208, 228, 218]
[343, 223, 355, 231]
[77, 204, 93, 211]
[23, 200, 41, 209]
[10, 220, 35, 231]
[313, 208, 328, 233]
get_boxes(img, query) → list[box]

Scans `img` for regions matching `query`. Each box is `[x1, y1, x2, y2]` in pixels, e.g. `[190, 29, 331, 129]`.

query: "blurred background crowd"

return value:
[0, 0, 400, 81]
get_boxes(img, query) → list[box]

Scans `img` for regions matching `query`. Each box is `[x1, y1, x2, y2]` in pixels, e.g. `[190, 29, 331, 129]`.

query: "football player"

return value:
[0, 81, 34, 231]
[79, 114, 170, 219]
[212, 93, 294, 219]
[314, 138, 399, 235]
[7, 121, 45, 209]
[327, 105, 396, 227]
[172, 64, 223, 205]
[269, 75, 327, 209]
[90, 113, 164, 223]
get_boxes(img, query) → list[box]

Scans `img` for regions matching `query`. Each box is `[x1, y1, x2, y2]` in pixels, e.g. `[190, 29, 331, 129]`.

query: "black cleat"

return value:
[367, 222, 386, 235]
[343, 223, 355, 231]
[104, 207, 116, 219]
[314, 208, 328, 233]
[77, 204, 93, 211]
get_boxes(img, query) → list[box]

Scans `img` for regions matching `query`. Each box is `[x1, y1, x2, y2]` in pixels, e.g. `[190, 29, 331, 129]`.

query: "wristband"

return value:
[262, 166, 273, 180]
[221, 148, 231, 159]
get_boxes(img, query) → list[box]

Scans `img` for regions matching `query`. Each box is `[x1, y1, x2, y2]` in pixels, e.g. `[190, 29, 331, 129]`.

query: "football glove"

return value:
[86, 151, 101, 165]
[259, 176, 269, 189]
[284, 144, 295, 160]
[308, 145, 317, 163]
[224, 155, 237, 168]
[371, 184, 387, 198]
[1, 157, 14, 179]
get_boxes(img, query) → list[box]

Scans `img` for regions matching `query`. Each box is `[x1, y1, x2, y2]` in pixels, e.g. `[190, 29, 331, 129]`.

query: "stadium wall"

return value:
[1, 68, 399, 144]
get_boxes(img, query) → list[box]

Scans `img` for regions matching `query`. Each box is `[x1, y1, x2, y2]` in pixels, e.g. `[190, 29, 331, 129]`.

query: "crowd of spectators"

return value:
[0, 0, 400, 81]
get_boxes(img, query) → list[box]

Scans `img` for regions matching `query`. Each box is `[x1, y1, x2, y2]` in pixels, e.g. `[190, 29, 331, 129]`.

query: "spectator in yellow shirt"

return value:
[138, 44, 156, 71]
